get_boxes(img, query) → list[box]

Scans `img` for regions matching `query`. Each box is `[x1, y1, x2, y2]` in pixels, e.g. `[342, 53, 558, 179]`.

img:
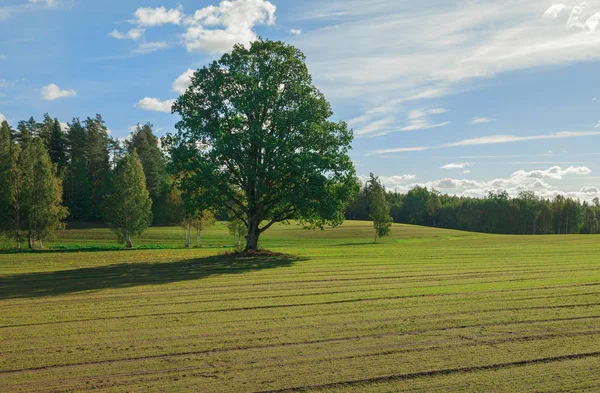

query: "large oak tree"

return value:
[167, 39, 358, 250]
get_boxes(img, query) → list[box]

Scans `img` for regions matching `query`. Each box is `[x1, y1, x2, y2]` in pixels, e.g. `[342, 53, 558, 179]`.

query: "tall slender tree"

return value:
[366, 174, 392, 243]
[25, 138, 68, 248]
[126, 123, 168, 223]
[64, 118, 92, 220]
[104, 150, 153, 248]
[85, 115, 110, 220]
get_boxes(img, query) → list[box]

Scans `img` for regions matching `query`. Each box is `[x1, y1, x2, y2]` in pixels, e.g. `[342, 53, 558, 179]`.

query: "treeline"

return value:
[346, 186, 600, 235]
[0, 114, 197, 248]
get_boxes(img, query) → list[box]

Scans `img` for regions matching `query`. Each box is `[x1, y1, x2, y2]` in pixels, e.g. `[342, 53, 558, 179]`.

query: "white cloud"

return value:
[172, 69, 195, 94]
[471, 117, 495, 124]
[110, 28, 144, 40]
[113, 1, 277, 55]
[290, 29, 302, 35]
[374, 130, 600, 155]
[378, 165, 596, 201]
[132, 41, 168, 54]
[353, 107, 449, 137]
[359, 174, 417, 190]
[463, 170, 471, 174]
[595, 121, 600, 128]
[0, 113, 6, 123]
[182, 0, 276, 53]
[294, 1, 600, 135]
[135, 97, 175, 113]
[543, 4, 568, 19]
[132, 6, 183, 26]
[59, 121, 68, 132]
[41, 83, 76, 101]
[28, 0, 58, 6]
[511, 166, 592, 180]
[442, 162, 472, 170]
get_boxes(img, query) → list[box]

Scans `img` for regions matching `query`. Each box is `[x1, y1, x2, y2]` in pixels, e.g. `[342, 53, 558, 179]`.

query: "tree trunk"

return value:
[39, 239, 43, 249]
[196, 227, 200, 247]
[245, 219, 260, 251]
[126, 231, 133, 248]
[373, 230, 378, 244]
[184, 226, 190, 248]
[237, 233, 241, 248]
[28, 233, 34, 249]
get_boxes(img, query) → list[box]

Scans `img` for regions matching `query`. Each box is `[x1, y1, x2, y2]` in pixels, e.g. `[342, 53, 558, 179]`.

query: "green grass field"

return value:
[1, 221, 600, 392]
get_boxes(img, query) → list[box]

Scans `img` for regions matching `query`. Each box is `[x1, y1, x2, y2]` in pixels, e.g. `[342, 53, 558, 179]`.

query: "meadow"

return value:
[1, 221, 600, 392]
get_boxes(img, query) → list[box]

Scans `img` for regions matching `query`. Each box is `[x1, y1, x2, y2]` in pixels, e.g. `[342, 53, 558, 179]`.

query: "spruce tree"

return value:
[126, 123, 168, 223]
[0, 121, 13, 235]
[85, 115, 110, 221]
[48, 118, 67, 174]
[104, 150, 153, 248]
[366, 174, 392, 243]
[64, 118, 92, 220]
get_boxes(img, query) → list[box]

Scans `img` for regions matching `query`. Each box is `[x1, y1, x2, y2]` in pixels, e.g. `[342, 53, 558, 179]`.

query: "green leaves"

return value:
[167, 39, 357, 250]
[104, 150, 153, 247]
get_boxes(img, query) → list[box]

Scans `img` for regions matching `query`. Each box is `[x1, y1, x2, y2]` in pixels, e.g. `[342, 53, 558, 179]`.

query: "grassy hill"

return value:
[1, 221, 599, 392]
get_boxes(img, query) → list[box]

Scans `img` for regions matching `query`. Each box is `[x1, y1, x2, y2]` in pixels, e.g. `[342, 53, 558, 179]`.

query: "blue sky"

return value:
[1, 0, 600, 199]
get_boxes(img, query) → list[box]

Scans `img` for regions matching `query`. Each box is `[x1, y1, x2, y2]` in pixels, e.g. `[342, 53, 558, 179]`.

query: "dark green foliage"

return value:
[64, 118, 92, 221]
[346, 186, 596, 235]
[49, 119, 67, 173]
[366, 174, 392, 243]
[126, 123, 168, 224]
[167, 39, 358, 250]
[104, 150, 153, 248]
[84, 115, 111, 221]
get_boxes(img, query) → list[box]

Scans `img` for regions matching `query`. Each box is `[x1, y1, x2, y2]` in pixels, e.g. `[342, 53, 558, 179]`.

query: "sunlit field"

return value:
[1, 221, 600, 392]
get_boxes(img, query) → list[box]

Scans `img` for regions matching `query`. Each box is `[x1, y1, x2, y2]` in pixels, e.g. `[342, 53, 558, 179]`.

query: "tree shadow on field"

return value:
[0, 253, 304, 300]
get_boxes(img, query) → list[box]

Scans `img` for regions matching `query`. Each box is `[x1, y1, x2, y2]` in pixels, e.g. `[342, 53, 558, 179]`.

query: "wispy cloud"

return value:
[295, 1, 600, 137]
[353, 107, 449, 137]
[442, 163, 472, 170]
[470, 117, 495, 125]
[373, 130, 600, 155]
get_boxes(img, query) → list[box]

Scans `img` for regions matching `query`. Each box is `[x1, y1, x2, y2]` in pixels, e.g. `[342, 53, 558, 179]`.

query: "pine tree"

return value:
[104, 150, 153, 248]
[48, 118, 67, 174]
[0, 121, 13, 235]
[366, 174, 392, 243]
[64, 118, 92, 220]
[85, 115, 110, 221]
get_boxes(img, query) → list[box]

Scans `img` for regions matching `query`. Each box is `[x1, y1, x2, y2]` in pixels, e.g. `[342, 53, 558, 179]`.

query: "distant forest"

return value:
[2, 114, 600, 236]
[346, 185, 600, 235]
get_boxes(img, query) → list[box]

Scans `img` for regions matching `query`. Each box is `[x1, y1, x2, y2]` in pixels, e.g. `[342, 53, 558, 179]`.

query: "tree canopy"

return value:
[167, 39, 358, 250]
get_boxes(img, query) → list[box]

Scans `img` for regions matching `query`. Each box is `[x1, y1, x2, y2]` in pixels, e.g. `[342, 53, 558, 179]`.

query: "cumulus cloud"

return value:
[182, 0, 276, 53]
[543, 4, 568, 19]
[442, 162, 472, 170]
[511, 166, 592, 180]
[358, 174, 417, 190]
[172, 69, 195, 94]
[41, 83, 76, 101]
[595, 121, 600, 128]
[375, 165, 596, 201]
[290, 29, 302, 35]
[132, 6, 183, 26]
[471, 117, 495, 124]
[59, 121, 69, 132]
[135, 97, 175, 113]
[111, 1, 277, 54]
[110, 28, 144, 40]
